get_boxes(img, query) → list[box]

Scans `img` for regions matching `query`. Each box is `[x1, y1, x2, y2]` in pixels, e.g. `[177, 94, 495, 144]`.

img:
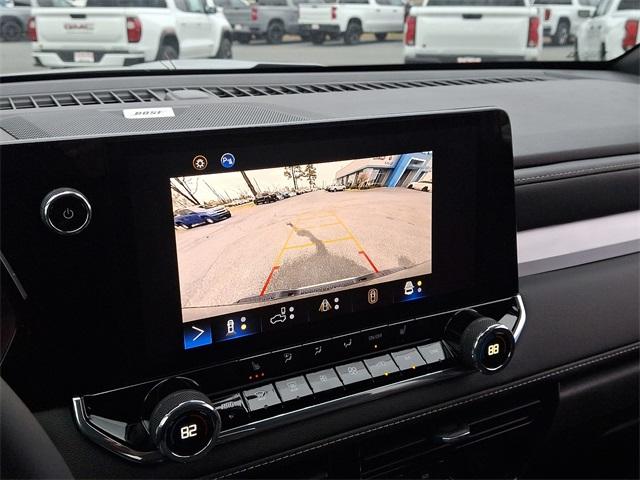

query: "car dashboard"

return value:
[0, 58, 639, 479]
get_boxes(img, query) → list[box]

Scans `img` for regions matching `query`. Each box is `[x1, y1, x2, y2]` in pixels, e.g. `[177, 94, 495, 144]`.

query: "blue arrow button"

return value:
[183, 323, 213, 350]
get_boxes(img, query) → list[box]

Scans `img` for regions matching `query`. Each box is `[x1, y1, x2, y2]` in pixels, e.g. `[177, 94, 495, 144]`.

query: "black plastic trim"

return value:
[516, 168, 640, 230]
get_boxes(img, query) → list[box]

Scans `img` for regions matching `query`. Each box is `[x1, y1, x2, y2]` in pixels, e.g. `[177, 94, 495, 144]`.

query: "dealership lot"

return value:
[0, 39, 575, 74]
[176, 188, 431, 322]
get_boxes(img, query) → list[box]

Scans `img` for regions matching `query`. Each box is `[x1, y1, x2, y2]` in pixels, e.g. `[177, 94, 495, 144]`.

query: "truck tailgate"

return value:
[298, 3, 333, 24]
[414, 6, 535, 54]
[33, 7, 131, 47]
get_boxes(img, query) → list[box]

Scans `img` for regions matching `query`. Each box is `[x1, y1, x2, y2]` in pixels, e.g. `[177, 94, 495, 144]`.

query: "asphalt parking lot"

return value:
[176, 188, 431, 322]
[0, 38, 575, 74]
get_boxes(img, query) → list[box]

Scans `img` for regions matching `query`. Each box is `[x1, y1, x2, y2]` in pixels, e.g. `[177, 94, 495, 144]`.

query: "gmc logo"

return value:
[63, 23, 94, 31]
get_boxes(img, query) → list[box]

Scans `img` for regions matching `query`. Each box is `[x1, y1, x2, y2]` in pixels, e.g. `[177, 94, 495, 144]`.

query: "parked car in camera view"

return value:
[326, 184, 346, 191]
[254, 192, 278, 204]
[174, 206, 231, 228]
[575, 0, 640, 60]
[408, 179, 431, 192]
[534, 0, 598, 45]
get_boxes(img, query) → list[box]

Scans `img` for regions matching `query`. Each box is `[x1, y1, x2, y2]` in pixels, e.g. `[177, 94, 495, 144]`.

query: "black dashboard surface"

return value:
[1, 68, 638, 169]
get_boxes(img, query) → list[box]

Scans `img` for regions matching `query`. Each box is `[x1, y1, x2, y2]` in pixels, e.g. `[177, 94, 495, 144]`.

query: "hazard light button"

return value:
[309, 294, 351, 321]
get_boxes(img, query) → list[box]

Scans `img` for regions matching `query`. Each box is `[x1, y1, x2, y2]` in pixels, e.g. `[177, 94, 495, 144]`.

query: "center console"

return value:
[0, 109, 522, 465]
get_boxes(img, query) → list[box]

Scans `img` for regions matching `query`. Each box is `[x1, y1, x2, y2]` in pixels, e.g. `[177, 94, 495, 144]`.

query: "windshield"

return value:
[0, 0, 638, 75]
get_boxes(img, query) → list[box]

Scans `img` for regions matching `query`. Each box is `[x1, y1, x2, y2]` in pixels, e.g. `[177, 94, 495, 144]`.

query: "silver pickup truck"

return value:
[216, 0, 323, 43]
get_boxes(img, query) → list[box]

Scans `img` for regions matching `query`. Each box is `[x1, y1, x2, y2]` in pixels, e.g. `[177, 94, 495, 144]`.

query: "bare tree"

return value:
[303, 164, 318, 188]
[171, 189, 193, 211]
[240, 171, 258, 196]
[283, 165, 304, 190]
[170, 179, 199, 207]
[171, 177, 200, 205]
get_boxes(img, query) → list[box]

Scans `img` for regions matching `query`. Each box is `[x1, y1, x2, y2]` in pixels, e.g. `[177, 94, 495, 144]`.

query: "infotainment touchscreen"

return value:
[173, 152, 433, 349]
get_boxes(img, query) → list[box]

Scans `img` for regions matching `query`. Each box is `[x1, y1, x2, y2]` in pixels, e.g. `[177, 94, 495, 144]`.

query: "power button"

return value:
[41, 188, 92, 235]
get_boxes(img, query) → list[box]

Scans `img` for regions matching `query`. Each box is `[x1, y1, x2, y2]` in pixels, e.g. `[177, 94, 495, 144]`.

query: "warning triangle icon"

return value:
[319, 299, 332, 312]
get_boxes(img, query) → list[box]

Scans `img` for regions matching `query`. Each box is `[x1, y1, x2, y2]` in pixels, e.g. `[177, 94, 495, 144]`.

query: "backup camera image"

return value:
[172, 152, 432, 323]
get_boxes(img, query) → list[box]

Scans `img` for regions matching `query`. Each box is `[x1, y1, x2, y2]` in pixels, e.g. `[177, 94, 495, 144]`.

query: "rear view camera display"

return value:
[172, 152, 433, 347]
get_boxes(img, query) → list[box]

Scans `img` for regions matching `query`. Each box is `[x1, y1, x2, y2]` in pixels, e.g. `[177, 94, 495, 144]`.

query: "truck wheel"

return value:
[157, 43, 178, 61]
[344, 21, 361, 45]
[1, 19, 22, 42]
[266, 21, 285, 44]
[553, 20, 570, 46]
[310, 31, 326, 44]
[374, 32, 387, 41]
[215, 36, 233, 58]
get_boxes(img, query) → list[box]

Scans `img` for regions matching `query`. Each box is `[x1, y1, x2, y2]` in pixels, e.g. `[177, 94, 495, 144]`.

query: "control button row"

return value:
[238, 341, 447, 417]
[234, 319, 444, 383]
[260, 280, 426, 332]
[183, 294, 442, 351]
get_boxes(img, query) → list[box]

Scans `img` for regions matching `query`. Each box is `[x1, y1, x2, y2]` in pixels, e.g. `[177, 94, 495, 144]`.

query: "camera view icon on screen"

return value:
[220, 153, 236, 169]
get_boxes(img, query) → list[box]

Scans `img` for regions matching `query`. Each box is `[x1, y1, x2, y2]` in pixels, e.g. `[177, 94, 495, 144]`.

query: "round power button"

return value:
[41, 188, 92, 235]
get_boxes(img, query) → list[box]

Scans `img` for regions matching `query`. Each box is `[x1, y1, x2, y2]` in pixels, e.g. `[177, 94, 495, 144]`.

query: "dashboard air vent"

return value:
[0, 76, 547, 111]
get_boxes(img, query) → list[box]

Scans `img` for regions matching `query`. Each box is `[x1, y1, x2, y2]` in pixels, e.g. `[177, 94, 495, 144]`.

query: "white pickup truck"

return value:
[533, 0, 597, 45]
[404, 0, 543, 64]
[298, 0, 405, 45]
[575, 0, 639, 60]
[29, 0, 233, 68]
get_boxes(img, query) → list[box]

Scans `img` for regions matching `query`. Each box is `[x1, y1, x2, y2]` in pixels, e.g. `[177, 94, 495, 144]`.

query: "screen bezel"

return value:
[123, 109, 517, 379]
[0, 109, 518, 398]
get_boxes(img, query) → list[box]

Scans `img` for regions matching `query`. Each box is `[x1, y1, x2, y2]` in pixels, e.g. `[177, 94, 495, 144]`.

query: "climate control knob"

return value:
[148, 389, 220, 462]
[444, 309, 515, 374]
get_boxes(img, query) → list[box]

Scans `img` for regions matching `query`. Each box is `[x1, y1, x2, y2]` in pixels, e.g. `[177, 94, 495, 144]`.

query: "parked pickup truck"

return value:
[215, 0, 314, 44]
[575, 0, 639, 60]
[404, 0, 543, 63]
[534, 0, 597, 45]
[29, 0, 233, 68]
[298, 0, 405, 45]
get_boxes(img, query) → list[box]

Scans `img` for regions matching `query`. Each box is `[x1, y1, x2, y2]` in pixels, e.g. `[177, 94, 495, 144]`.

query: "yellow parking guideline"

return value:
[284, 236, 353, 251]
[272, 212, 366, 267]
[273, 216, 303, 266]
[294, 222, 341, 229]
[333, 213, 366, 252]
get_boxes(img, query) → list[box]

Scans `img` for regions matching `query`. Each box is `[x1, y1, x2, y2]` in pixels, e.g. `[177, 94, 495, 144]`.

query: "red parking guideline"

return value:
[359, 250, 379, 273]
[260, 265, 280, 297]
